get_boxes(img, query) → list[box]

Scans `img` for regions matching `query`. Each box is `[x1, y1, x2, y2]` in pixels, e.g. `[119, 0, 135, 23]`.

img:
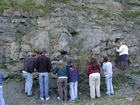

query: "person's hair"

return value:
[103, 56, 108, 62]
[32, 54, 36, 57]
[121, 41, 125, 45]
[90, 58, 100, 70]
[67, 57, 77, 71]
[68, 62, 77, 72]
[58, 60, 64, 68]
[122, 41, 125, 45]
[42, 50, 47, 54]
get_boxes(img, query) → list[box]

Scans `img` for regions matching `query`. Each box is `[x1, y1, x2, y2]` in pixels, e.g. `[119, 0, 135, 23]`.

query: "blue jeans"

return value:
[0, 87, 5, 105]
[23, 72, 33, 95]
[105, 75, 114, 95]
[39, 72, 49, 98]
[69, 81, 78, 100]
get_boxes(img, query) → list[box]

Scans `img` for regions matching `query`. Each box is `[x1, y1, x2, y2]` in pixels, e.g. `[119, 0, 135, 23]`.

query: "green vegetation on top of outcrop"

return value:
[125, 1, 140, 6]
[0, 0, 54, 15]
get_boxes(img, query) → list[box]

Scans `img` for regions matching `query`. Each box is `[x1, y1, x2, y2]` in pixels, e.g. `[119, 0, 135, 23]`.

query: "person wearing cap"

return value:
[53, 60, 68, 102]
[36, 51, 52, 100]
[102, 57, 114, 95]
[22, 53, 36, 97]
[67, 57, 79, 102]
[0, 71, 5, 105]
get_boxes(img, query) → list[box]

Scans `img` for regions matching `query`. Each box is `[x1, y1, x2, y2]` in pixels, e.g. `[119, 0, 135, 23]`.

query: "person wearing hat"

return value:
[67, 57, 79, 102]
[53, 60, 68, 102]
[102, 57, 114, 95]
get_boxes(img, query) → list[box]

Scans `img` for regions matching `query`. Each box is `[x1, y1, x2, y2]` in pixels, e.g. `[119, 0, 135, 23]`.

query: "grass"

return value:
[131, 71, 140, 76]
[125, 1, 140, 6]
[8, 74, 24, 82]
[0, 0, 54, 15]
[96, 19, 112, 26]
[17, 33, 25, 45]
[119, 10, 140, 21]
[0, 64, 7, 70]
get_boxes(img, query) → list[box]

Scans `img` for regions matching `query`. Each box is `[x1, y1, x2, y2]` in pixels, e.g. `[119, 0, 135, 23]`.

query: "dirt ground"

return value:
[2, 78, 140, 105]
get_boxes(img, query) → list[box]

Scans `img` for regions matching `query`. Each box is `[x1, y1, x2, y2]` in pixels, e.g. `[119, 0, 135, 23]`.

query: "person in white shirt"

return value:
[102, 57, 114, 95]
[116, 41, 129, 70]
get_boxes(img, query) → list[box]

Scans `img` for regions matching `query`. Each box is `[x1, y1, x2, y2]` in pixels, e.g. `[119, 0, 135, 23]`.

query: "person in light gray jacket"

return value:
[102, 57, 114, 95]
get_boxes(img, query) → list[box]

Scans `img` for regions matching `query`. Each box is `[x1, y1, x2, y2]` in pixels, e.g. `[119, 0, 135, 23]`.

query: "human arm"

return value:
[86, 65, 90, 75]
[102, 63, 106, 71]
[52, 66, 58, 74]
[116, 46, 123, 53]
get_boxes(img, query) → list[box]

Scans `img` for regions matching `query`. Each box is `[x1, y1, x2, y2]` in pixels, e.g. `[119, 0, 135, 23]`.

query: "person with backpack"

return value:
[67, 57, 79, 102]
[36, 51, 52, 101]
[0, 71, 5, 105]
[22, 53, 36, 97]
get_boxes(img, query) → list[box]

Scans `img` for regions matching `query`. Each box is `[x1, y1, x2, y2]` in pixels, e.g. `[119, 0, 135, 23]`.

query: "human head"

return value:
[32, 53, 36, 58]
[103, 56, 108, 62]
[58, 60, 63, 65]
[90, 58, 97, 64]
[67, 57, 73, 64]
[90, 58, 100, 69]
[42, 50, 47, 55]
[120, 41, 125, 45]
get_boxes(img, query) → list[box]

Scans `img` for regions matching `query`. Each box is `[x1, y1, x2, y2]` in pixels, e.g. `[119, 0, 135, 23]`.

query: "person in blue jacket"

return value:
[67, 57, 79, 102]
[0, 71, 5, 105]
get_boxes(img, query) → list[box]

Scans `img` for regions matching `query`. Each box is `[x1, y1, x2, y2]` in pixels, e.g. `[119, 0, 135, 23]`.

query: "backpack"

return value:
[24, 57, 35, 73]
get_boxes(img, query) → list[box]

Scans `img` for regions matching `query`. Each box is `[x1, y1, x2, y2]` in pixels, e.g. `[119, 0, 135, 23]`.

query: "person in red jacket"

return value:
[86, 58, 101, 99]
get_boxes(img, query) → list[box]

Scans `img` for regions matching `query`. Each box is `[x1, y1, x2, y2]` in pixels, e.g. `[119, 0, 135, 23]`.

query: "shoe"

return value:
[46, 96, 50, 100]
[57, 97, 62, 101]
[111, 93, 114, 95]
[69, 99, 75, 102]
[28, 94, 34, 97]
[40, 97, 44, 100]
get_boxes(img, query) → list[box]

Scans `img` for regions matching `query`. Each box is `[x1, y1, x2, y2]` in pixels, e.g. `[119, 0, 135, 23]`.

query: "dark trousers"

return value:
[57, 78, 67, 101]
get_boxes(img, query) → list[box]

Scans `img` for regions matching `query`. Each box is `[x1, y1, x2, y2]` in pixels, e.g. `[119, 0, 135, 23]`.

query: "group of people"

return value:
[86, 41, 128, 99]
[53, 58, 79, 102]
[0, 41, 128, 104]
[22, 50, 79, 102]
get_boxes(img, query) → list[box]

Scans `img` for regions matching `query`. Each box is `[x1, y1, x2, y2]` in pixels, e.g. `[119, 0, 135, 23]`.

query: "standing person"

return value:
[102, 57, 114, 95]
[86, 58, 101, 99]
[53, 60, 68, 102]
[67, 57, 79, 102]
[0, 71, 5, 105]
[22, 53, 36, 97]
[116, 41, 129, 70]
[36, 50, 52, 100]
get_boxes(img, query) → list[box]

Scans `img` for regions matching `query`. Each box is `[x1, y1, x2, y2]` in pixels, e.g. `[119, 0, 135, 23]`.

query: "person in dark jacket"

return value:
[36, 51, 52, 100]
[53, 60, 68, 102]
[86, 58, 101, 99]
[67, 57, 79, 102]
[22, 53, 36, 97]
[0, 71, 5, 105]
